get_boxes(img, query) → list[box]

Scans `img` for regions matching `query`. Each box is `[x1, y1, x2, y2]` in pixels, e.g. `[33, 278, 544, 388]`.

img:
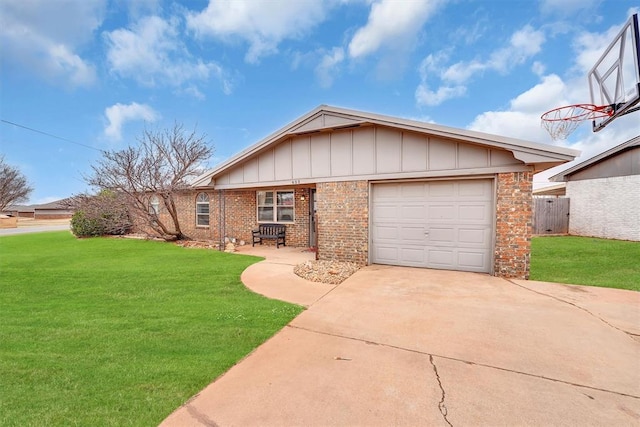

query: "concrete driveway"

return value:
[161, 249, 640, 426]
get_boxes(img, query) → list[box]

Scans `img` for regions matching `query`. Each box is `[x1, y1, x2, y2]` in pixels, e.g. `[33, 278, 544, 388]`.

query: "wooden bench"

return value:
[252, 223, 286, 248]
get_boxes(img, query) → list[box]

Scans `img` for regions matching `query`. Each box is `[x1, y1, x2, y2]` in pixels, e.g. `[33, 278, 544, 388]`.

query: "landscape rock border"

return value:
[294, 260, 360, 285]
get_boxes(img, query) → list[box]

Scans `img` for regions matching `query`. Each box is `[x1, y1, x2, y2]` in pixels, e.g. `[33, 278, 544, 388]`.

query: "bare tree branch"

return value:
[85, 123, 213, 240]
[0, 155, 34, 211]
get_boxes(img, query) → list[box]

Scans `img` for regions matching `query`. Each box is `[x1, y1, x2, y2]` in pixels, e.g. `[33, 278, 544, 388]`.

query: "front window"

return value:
[257, 190, 294, 222]
[196, 193, 210, 226]
[149, 195, 160, 215]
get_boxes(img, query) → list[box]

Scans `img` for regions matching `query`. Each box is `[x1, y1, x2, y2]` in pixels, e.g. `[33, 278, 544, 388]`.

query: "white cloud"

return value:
[315, 47, 345, 88]
[511, 74, 568, 113]
[116, 0, 162, 18]
[415, 84, 466, 106]
[532, 61, 546, 76]
[186, 0, 329, 63]
[104, 102, 160, 141]
[0, 0, 104, 87]
[105, 15, 231, 95]
[348, 0, 444, 59]
[416, 24, 545, 106]
[468, 74, 567, 142]
[539, 0, 600, 16]
[415, 51, 467, 105]
[444, 25, 545, 84]
[441, 60, 485, 84]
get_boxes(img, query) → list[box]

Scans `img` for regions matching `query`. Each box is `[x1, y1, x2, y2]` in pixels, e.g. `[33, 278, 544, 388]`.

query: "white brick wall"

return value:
[567, 175, 640, 241]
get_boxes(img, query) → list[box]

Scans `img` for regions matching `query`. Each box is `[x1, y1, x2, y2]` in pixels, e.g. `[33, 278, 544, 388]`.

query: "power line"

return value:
[1, 119, 103, 152]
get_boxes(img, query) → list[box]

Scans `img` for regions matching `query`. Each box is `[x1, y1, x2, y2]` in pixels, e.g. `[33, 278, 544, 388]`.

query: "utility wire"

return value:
[1, 119, 103, 152]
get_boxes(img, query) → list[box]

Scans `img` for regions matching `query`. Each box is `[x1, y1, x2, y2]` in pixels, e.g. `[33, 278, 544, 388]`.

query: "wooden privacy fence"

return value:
[533, 197, 570, 235]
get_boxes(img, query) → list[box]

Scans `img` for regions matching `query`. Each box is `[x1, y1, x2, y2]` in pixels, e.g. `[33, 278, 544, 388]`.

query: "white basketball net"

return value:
[541, 104, 613, 140]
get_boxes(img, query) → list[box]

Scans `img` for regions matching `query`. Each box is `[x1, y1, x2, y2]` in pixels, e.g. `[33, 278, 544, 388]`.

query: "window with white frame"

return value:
[196, 193, 210, 226]
[257, 190, 294, 223]
[149, 195, 160, 215]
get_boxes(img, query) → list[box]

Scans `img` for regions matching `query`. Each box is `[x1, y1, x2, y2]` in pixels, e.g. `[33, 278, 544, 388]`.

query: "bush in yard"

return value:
[71, 210, 104, 237]
[69, 191, 132, 237]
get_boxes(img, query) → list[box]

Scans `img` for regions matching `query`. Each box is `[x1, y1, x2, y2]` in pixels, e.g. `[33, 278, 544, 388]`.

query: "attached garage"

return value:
[371, 179, 494, 272]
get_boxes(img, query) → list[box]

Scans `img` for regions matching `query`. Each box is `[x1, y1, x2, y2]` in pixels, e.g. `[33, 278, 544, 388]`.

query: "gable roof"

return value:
[550, 135, 640, 182]
[193, 105, 579, 187]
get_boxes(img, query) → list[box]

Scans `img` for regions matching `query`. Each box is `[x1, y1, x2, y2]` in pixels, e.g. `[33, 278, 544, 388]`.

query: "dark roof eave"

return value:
[550, 135, 640, 182]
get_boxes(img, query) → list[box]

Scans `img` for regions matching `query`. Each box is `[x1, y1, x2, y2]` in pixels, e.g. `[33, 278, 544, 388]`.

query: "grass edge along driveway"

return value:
[0, 232, 304, 427]
[531, 235, 640, 291]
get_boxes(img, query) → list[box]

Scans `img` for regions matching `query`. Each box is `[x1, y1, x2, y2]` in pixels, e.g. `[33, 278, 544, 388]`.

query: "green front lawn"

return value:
[530, 236, 640, 291]
[0, 232, 303, 426]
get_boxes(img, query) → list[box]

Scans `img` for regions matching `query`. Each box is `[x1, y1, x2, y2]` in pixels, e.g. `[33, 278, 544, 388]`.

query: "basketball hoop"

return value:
[540, 104, 614, 140]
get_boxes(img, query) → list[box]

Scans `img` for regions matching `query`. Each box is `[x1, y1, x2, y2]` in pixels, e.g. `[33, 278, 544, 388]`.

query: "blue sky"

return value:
[1, 0, 639, 204]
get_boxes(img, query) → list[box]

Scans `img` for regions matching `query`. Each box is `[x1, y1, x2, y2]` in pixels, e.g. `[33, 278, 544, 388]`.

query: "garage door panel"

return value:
[374, 246, 399, 263]
[375, 225, 398, 240]
[372, 179, 493, 273]
[400, 247, 425, 263]
[458, 228, 489, 245]
[401, 204, 426, 219]
[400, 182, 426, 198]
[427, 181, 455, 197]
[399, 226, 425, 241]
[427, 249, 454, 266]
[458, 180, 492, 197]
[427, 227, 455, 244]
[428, 205, 456, 220]
[459, 204, 491, 221]
[374, 184, 400, 199]
[375, 205, 398, 220]
[458, 251, 487, 271]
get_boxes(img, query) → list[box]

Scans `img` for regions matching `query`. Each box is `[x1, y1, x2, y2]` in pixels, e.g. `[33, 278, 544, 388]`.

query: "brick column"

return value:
[494, 171, 533, 279]
[316, 180, 369, 265]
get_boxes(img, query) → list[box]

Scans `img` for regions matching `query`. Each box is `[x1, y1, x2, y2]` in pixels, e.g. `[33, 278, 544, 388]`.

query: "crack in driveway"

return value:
[288, 325, 640, 399]
[429, 354, 453, 426]
[507, 279, 637, 339]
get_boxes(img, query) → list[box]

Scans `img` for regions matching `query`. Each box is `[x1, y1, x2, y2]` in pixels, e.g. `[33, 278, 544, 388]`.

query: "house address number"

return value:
[292, 180, 300, 184]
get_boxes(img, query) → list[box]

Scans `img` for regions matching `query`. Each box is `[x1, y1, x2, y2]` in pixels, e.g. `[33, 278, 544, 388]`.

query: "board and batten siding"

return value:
[213, 126, 523, 188]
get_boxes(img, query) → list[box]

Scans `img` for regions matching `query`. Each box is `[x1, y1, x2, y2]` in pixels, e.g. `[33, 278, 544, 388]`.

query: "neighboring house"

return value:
[33, 199, 74, 219]
[161, 105, 577, 279]
[550, 136, 640, 242]
[4, 199, 74, 220]
[532, 183, 566, 197]
[3, 205, 35, 218]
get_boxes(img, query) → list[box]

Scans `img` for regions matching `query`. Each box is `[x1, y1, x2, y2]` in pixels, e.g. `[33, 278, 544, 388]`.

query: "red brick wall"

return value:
[219, 188, 311, 247]
[219, 190, 255, 244]
[163, 191, 217, 240]
[316, 180, 368, 265]
[494, 171, 533, 279]
[153, 188, 312, 247]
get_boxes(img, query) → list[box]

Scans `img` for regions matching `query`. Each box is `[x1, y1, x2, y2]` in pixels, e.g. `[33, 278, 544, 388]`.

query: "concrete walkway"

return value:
[161, 247, 640, 426]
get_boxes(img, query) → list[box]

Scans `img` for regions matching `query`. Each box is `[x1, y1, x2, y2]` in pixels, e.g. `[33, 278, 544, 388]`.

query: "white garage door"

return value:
[371, 180, 494, 273]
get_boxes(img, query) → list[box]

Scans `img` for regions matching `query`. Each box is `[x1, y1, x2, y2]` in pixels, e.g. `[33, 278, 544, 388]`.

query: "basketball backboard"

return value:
[588, 13, 640, 132]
